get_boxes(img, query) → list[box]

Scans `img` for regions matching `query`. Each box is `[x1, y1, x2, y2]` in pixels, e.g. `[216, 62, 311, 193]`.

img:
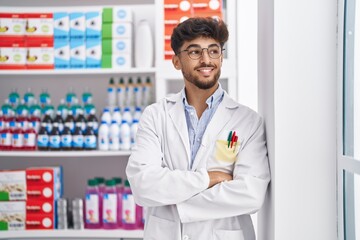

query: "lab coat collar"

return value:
[166, 91, 239, 170]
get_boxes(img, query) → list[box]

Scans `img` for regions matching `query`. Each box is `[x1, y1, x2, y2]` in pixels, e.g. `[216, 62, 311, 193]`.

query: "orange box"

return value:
[26, 213, 54, 230]
[192, 0, 223, 13]
[26, 200, 55, 215]
[0, 39, 27, 70]
[26, 37, 54, 69]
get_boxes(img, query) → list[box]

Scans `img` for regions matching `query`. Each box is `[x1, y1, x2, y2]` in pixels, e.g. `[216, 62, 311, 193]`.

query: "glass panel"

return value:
[343, 0, 360, 160]
[344, 170, 360, 239]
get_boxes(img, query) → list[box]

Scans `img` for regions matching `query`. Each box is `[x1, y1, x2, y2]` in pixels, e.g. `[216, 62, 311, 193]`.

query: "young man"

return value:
[126, 17, 270, 240]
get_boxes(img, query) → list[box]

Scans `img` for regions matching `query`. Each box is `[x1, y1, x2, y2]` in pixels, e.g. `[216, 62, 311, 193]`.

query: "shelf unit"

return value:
[0, 0, 238, 239]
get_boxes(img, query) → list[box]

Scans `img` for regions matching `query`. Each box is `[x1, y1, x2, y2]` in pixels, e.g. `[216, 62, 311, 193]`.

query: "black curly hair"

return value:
[170, 17, 229, 55]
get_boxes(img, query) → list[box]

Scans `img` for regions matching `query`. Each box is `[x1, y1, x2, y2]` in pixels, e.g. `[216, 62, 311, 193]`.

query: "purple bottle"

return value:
[113, 177, 123, 228]
[84, 179, 102, 229]
[122, 180, 137, 229]
[102, 179, 118, 229]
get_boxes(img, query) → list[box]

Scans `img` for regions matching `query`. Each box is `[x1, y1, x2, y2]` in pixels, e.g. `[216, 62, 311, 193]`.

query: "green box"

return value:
[102, 8, 113, 23]
[102, 39, 113, 54]
[101, 54, 112, 68]
[102, 23, 113, 39]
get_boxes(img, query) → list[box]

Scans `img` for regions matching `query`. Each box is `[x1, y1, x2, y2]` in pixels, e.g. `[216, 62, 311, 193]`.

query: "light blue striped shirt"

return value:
[182, 84, 224, 168]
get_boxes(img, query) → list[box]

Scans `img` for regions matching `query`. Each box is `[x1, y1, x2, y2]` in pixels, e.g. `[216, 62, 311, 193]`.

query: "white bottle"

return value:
[142, 76, 152, 107]
[133, 107, 142, 121]
[107, 78, 116, 107]
[109, 120, 120, 151]
[112, 107, 122, 126]
[117, 77, 126, 109]
[120, 120, 131, 150]
[126, 78, 134, 107]
[134, 77, 142, 107]
[130, 119, 139, 149]
[101, 108, 112, 126]
[122, 107, 133, 125]
[135, 19, 153, 68]
[98, 121, 109, 151]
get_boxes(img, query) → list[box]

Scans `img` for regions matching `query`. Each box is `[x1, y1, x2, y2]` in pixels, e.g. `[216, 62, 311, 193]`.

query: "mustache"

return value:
[195, 63, 215, 69]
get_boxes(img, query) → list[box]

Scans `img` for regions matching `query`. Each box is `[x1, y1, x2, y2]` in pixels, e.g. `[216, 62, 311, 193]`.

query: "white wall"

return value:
[257, 0, 338, 240]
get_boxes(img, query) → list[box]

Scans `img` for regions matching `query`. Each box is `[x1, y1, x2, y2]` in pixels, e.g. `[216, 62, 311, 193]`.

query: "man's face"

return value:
[172, 37, 223, 90]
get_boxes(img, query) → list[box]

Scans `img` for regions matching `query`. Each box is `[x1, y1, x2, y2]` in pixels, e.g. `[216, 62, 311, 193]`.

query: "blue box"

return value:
[86, 38, 101, 68]
[86, 11, 102, 39]
[54, 39, 70, 69]
[54, 12, 69, 39]
[70, 39, 85, 68]
[70, 12, 85, 39]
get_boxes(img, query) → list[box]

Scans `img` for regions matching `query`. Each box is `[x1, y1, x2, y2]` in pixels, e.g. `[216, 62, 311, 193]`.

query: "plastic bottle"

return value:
[61, 126, 73, 151]
[117, 77, 126, 108]
[49, 122, 61, 151]
[120, 120, 131, 150]
[0, 120, 12, 150]
[71, 98, 82, 118]
[142, 76, 152, 106]
[57, 99, 69, 120]
[87, 109, 99, 135]
[136, 204, 144, 229]
[42, 101, 55, 120]
[7, 111, 16, 132]
[12, 122, 24, 151]
[112, 107, 122, 126]
[122, 180, 137, 229]
[130, 119, 139, 149]
[23, 121, 37, 151]
[66, 87, 77, 107]
[125, 77, 134, 107]
[109, 120, 120, 151]
[95, 177, 106, 194]
[84, 123, 97, 150]
[37, 122, 49, 151]
[28, 111, 41, 134]
[84, 102, 96, 118]
[135, 19, 154, 68]
[9, 89, 20, 107]
[65, 111, 75, 134]
[16, 109, 29, 132]
[113, 177, 123, 228]
[107, 78, 116, 107]
[98, 121, 109, 151]
[85, 179, 102, 229]
[102, 179, 119, 229]
[41, 111, 53, 134]
[101, 108, 112, 126]
[72, 122, 84, 150]
[24, 88, 35, 106]
[134, 77, 142, 107]
[29, 99, 42, 119]
[39, 89, 51, 109]
[82, 88, 93, 105]
[16, 100, 29, 118]
[1, 99, 13, 117]
[54, 110, 64, 134]
[122, 107, 133, 125]
[76, 109, 87, 134]
[133, 107, 142, 121]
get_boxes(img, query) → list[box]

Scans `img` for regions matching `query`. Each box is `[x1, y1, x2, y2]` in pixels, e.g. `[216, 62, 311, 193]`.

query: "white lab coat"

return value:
[126, 91, 270, 240]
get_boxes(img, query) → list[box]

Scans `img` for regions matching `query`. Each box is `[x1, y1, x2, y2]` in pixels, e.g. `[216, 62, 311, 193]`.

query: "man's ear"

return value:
[172, 55, 181, 70]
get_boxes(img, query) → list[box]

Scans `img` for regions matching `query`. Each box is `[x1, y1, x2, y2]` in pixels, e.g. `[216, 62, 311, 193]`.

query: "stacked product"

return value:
[101, 7, 133, 69]
[163, 0, 223, 59]
[0, 166, 63, 231]
[0, 12, 54, 69]
[54, 10, 102, 69]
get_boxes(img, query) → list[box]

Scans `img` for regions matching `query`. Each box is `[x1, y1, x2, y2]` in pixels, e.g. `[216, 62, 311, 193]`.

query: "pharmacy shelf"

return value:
[0, 229, 144, 239]
[0, 68, 156, 76]
[0, 150, 131, 157]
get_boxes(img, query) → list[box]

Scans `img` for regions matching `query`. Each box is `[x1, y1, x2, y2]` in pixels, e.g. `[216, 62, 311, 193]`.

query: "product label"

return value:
[84, 135, 96, 149]
[1, 133, 12, 146]
[86, 194, 99, 223]
[49, 136, 61, 148]
[72, 135, 84, 148]
[37, 134, 49, 148]
[122, 194, 135, 224]
[61, 134, 72, 148]
[24, 133, 36, 147]
[103, 193, 117, 223]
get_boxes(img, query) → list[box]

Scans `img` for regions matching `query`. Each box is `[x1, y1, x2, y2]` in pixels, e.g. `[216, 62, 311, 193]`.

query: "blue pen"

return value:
[227, 131, 232, 148]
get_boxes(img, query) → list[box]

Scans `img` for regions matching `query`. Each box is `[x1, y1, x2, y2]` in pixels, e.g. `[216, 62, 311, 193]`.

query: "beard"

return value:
[182, 64, 221, 90]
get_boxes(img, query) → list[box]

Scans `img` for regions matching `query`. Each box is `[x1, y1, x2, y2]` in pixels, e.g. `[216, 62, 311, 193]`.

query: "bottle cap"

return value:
[105, 179, 116, 186]
[125, 180, 131, 187]
[113, 177, 122, 185]
[88, 179, 98, 186]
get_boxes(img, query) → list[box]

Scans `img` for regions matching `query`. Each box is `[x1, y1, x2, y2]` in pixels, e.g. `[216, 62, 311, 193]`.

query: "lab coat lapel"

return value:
[167, 93, 191, 165]
[191, 93, 238, 171]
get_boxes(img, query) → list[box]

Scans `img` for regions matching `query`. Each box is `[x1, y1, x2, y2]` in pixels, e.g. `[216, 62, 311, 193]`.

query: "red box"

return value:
[26, 168, 56, 186]
[0, 13, 26, 38]
[0, 38, 27, 70]
[27, 185, 54, 201]
[26, 200, 54, 215]
[26, 213, 54, 230]
[25, 37, 54, 69]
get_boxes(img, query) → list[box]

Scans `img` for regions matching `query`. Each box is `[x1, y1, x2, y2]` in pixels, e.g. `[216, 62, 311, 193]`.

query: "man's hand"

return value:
[208, 171, 233, 188]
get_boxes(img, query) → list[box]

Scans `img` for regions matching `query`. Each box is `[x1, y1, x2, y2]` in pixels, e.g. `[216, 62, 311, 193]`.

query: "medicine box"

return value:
[27, 185, 56, 201]
[102, 38, 132, 54]
[86, 38, 101, 68]
[26, 213, 54, 230]
[102, 22, 132, 39]
[0, 201, 26, 231]
[26, 166, 63, 197]
[86, 11, 102, 39]
[54, 38, 70, 69]
[0, 40, 27, 70]
[26, 200, 55, 215]
[25, 13, 54, 37]
[70, 39, 85, 68]
[26, 38, 54, 69]
[0, 13, 26, 37]
[102, 53, 131, 69]
[102, 7, 133, 23]
[53, 12, 69, 39]
[70, 12, 85, 39]
[0, 170, 26, 201]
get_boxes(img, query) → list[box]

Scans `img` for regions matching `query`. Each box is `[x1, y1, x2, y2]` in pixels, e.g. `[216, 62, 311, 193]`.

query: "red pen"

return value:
[233, 136, 238, 153]
[230, 131, 236, 148]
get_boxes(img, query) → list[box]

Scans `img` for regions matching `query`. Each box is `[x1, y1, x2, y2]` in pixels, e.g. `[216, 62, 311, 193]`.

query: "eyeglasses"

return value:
[177, 45, 225, 60]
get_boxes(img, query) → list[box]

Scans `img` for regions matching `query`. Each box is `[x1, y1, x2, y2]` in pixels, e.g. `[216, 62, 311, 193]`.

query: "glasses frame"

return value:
[177, 45, 225, 60]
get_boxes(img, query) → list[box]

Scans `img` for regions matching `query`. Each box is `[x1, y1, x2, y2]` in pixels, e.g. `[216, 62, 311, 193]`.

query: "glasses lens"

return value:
[187, 47, 203, 59]
[185, 46, 222, 59]
[208, 46, 221, 58]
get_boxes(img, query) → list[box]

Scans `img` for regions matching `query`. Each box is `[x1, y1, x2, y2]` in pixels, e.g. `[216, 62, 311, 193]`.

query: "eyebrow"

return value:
[185, 43, 220, 49]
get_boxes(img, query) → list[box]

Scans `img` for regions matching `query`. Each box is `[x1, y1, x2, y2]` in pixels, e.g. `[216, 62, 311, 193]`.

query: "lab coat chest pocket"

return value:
[144, 215, 180, 240]
[214, 229, 245, 240]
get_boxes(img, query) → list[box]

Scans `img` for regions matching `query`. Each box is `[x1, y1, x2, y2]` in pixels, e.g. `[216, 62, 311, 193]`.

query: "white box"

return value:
[86, 38, 101, 68]
[113, 53, 131, 68]
[54, 39, 70, 69]
[54, 12, 69, 39]
[103, 6, 133, 23]
[70, 39, 85, 68]
[70, 12, 85, 39]
[0, 201, 26, 231]
[0, 171, 26, 201]
[86, 11, 102, 39]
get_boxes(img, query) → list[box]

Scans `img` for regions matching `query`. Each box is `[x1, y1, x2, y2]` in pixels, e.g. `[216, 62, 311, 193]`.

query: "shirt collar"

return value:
[182, 83, 224, 109]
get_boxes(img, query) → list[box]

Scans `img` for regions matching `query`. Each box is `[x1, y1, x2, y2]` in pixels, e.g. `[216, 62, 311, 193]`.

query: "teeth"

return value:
[199, 69, 212, 72]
